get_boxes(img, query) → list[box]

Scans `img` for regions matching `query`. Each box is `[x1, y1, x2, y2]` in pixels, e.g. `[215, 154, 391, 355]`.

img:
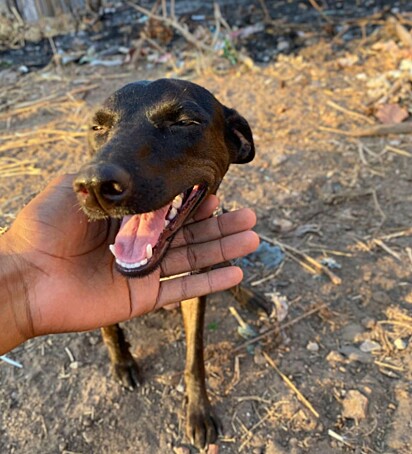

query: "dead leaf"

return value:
[375, 103, 409, 124]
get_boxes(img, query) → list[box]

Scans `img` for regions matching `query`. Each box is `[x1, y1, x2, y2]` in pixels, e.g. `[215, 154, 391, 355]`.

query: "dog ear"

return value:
[224, 107, 255, 164]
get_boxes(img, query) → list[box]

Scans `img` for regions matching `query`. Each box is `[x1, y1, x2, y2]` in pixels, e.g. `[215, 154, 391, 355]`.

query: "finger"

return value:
[163, 302, 181, 311]
[161, 230, 259, 277]
[171, 208, 257, 248]
[156, 266, 243, 308]
[51, 173, 76, 188]
[186, 194, 219, 223]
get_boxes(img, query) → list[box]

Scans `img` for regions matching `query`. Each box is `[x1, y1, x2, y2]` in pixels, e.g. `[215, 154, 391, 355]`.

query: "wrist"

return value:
[0, 232, 34, 354]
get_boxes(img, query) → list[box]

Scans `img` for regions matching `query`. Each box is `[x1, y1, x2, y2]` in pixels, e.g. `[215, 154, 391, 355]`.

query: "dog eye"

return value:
[173, 119, 200, 127]
[91, 125, 106, 131]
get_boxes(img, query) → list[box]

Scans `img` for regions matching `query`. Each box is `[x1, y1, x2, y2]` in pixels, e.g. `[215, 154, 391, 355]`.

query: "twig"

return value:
[225, 355, 242, 395]
[170, 0, 176, 21]
[371, 227, 412, 242]
[257, 0, 271, 22]
[372, 239, 401, 261]
[161, 0, 167, 18]
[233, 304, 327, 352]
[374, 360, 404, 371]
[263, 351, 319, 418]
[378, 320, 412, 330]
[259, 234, 342, 285]
[406, 247, 412, 270]
[64, 347, 75, 363]
[128, 2, 213, 52]
[371, 190, 386, 225]
[229, 307, 248, 329]
[327, 429, 355, 449]
[250, 272, 279, 287]
[367, 76, 406, 107]
[239, 408, 272, 451]
[286, 252, 319, 275]
[357, 141, 369, 165]
[48, 37, 62, 73]
[10, 5, 25, 27]
[327, 100, 374, 124]
[394, 20, 412, 47]
[0, 355, 23, 368]
[319, 122, 412, 137]
[211, 2, 222, 48]
[385, 145, 412, 158]
[307, 0, 333, 23]
[305, 243, 353, 257]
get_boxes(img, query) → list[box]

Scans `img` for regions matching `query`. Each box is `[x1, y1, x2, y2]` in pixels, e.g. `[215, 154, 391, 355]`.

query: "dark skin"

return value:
[0, 175, 259, 355]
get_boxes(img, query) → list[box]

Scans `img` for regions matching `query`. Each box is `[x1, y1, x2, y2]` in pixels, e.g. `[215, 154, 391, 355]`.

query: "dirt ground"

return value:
[1, 10, 412, 454]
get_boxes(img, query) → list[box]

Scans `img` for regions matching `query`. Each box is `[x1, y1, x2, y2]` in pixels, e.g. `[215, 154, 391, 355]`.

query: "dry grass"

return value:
[0, 157, 41, 177]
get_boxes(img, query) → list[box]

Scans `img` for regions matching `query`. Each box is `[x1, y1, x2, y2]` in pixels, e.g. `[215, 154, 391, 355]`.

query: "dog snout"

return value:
[74, 163, 132, 210]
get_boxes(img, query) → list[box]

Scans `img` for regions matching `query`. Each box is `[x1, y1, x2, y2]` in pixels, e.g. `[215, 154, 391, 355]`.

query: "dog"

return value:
[73, 78, 255, 450]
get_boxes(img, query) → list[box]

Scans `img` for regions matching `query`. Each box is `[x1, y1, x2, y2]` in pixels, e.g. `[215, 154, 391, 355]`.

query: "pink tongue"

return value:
[113, 205, 170, 263]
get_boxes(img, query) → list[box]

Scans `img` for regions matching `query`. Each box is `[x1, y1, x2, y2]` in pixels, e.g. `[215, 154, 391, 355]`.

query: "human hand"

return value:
[0, 175, 258, 347]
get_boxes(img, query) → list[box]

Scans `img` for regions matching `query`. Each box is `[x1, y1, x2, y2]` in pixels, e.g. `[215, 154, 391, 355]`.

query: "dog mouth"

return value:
[109, 184, 208, 277]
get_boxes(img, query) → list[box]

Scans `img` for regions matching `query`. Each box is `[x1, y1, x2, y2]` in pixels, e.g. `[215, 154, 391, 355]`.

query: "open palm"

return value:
[4, 175, 258, 338]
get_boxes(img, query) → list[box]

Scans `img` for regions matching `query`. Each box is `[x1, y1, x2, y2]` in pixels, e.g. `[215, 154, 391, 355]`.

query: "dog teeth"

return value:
[165, 219, 170, 228]
[168, 207, 178, 220]
[146, 244, 153, 259]
[116, 257, 149, 270]
[109, 244, 116, 256]
[172, 194, 183, 209]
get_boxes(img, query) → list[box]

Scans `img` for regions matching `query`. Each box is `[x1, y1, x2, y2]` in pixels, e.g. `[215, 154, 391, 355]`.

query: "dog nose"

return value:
[73, 163, 132, 209]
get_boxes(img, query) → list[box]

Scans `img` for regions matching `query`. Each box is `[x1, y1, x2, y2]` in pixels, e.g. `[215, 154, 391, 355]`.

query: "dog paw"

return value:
[112, 359, 140, 390]
[186, 403, 222, 450]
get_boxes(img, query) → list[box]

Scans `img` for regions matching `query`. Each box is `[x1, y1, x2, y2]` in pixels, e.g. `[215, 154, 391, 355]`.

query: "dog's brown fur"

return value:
[74, 79, 255, 449]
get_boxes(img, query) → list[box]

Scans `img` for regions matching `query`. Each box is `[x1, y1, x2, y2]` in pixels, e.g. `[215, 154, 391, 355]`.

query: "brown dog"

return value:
[73, 79, 255, 449]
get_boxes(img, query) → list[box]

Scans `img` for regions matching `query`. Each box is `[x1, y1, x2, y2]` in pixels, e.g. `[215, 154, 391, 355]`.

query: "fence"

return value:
[1, 0, 98, 22]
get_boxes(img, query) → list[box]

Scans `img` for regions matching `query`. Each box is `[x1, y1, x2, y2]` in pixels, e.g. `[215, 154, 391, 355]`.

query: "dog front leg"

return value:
[181, 296, 221, 449]
[101, 324, 140, 390]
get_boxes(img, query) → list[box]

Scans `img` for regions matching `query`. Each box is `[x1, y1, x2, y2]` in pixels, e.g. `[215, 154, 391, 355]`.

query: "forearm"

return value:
[0, 235, 32, 354]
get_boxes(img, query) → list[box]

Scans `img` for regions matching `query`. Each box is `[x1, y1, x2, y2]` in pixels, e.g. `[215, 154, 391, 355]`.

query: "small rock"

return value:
[379, 368, 400, 379]
[326, 350, 345, 363]
[294, 223, 320, 237]
[361, 317, 376, 329]
[320, 257, 341, 270]
[372, 291, 391, 305]
[307, 341, 319, 352]
[394, 338, 408, 350]
[89, 336, 99, 346]
[269, 217, 294, 233]
[342, 390, 368, 421]
[339, 346, 373, 364]
[277, 40, 290, 52]
[254, 346, 267, 366]
[18, 65, 29, 74]
[359, 340, 381, 353]
[340, 323, 364, 342]
[82, 418, 92, 427]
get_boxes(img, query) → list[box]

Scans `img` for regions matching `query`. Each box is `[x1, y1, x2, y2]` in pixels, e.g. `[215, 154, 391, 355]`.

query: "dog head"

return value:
[74, 79, 254, 277]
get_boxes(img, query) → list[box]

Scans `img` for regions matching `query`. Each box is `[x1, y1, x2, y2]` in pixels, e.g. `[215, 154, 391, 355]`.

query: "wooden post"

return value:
[5, 0, 91, 22]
